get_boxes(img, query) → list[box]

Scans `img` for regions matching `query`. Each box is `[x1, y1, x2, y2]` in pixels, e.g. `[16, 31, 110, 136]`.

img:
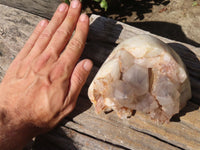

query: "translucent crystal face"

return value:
[110, 80, 136, 109]
[88, 35, 191, 123]
[122, 64, 149, 96]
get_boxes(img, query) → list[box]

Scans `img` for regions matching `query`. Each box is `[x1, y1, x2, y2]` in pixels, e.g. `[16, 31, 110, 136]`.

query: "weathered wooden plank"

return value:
[1, 4, 200, 150]
[0, 0, 61, 19]
[33, 126, 124, 150]
[89, 15, 200, 59]
[64, 96, 200, 150]
[0, 4, 42, 81]
[65, 109, 181, 150]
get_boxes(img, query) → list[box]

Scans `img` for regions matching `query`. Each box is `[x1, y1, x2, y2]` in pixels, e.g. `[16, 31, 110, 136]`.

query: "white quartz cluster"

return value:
[88, 35, 191, 123]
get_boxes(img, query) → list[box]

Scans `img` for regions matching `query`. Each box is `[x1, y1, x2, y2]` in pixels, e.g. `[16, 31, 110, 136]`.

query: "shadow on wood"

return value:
[131, 21, 200, 47]
[68, 16, 124, 119]
[83, 0, 170, 20]
[165, 42, 200, 122]
[168, 43, 200, 105]
[171, 101, 200, 122]
[32, 127, 78, 150]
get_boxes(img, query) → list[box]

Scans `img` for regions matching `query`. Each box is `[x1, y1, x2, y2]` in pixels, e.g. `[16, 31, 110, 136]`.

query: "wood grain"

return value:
[63, 96, 200, 150]
[33, 126, 124, 150]
[0, 4, 42, 81]
[0, 0, 62, 19]
[0, 4, 200, 150]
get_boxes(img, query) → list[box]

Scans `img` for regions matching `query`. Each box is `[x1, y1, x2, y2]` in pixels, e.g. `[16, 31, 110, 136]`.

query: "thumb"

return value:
[62, 59, 93, 116]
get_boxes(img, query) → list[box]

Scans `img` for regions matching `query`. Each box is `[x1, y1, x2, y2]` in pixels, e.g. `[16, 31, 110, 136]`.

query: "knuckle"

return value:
[53, 15, 63, 24]
[39, 31, 52, 39]
[73, 70, 84, 85]
[48, 46, 59, 60]
[56, 28, 71, 38]
[67, 103, 75, 114]
[65, 95, 76, 109]
[47, 45, 56, 53]
[33, 28, 41, 36]
[68, 38, 83, 51]
[67, 11, 79, 22]
[25, 41, 34, 48]
[67, 15, 75, 23]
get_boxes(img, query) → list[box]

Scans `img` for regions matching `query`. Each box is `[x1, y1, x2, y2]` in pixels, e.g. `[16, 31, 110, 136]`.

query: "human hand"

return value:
[0, 1, 92, 149]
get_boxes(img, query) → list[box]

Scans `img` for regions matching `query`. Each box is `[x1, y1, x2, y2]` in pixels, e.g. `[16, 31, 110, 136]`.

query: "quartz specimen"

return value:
[88, 35, 191, 123]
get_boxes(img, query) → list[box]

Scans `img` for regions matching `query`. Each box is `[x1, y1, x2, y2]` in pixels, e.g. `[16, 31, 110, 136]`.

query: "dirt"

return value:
[83, 0, 200, 47]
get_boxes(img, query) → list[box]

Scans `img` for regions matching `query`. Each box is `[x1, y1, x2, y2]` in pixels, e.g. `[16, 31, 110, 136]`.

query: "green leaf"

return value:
[65, 0, 70, 5]
[93, 0, 101, 2]
[100, 0, 108, 11]
[192, 1, 198, 6]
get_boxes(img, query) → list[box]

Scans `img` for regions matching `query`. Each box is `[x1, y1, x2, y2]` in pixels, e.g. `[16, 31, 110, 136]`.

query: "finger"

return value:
[50, 13, 89, 81]
[15, 19, 48, 61]
[42, 0, 82, 63]
[61, 59, 93, 117]
[26, 3, 69, 61]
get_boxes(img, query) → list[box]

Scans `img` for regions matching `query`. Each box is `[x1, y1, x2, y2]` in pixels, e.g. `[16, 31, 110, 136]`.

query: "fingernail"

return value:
[79, 13, 88, 22]
[40, 20, 47, 27]
[58, 3, 67, 12]
[71, 0, 80, 8]
[83, 60, 93, 71]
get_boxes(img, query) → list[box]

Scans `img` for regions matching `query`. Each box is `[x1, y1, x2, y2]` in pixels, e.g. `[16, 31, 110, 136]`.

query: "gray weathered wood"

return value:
[33, 126, 124, 150]
[64, 97, 200, 150]
[0, 0, 62, 19]
[0, 5, 43, 81]
[1, 4, 200, 150]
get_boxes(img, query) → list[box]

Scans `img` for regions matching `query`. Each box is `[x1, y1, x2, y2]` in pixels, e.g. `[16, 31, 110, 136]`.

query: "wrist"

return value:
[0, 106, 38, 150]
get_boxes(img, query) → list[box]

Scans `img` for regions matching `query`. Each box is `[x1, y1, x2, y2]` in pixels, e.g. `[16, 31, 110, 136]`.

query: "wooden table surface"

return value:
[0, 1, 200, 150]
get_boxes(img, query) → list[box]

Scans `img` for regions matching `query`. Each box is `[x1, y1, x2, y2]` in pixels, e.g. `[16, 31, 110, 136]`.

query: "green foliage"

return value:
[65, 0, 70, 5]
[64, 0, 108, 11]
[100, 0, 108, 11]
[93, 0, 101, 2]
[192, 1, 198, 6]
[93, 0, 108, 11]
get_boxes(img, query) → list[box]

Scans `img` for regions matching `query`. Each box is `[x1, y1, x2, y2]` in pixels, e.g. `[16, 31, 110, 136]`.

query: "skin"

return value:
[0, 1, 93, 149]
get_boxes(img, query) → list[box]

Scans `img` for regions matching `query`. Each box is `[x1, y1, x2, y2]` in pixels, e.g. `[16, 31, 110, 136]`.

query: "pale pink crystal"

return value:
[88, 35, 191, 123]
